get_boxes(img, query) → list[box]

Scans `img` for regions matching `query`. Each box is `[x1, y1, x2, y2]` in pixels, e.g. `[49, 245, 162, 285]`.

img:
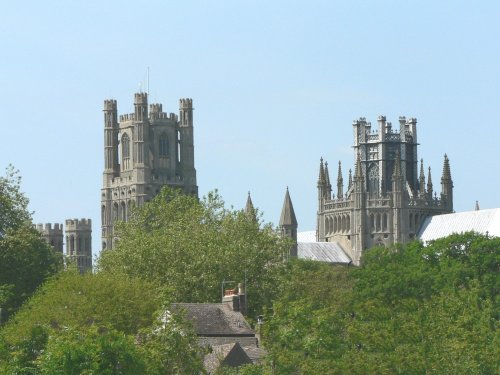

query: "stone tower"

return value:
[65, 218, 92, 273]
[36, 223, 63, 253]
[101, 93, 198, 250]
[317, 116, 453, 265]
[279, 187, 298, 257]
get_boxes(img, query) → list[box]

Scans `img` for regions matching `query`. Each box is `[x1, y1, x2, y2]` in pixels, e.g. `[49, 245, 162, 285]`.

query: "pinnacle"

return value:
[279, 188, 298, 227]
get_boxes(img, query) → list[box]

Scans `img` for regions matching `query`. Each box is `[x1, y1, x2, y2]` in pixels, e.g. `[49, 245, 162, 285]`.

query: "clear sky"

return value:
[1, 1, 499, 257]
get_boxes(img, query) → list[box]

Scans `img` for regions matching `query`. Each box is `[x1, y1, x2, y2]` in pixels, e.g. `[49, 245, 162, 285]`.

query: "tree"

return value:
[0, 270, 204, 373]
[0, 165, 31, 237]
[98, 187, 289, 317]
[0, 166, 62, 322]
[263, 233, 499, 374]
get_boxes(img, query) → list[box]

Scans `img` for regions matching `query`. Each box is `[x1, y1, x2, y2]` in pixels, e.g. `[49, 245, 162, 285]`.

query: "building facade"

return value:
[316, 116, 453, 265]
[36, 223, 63, 253]
[36, 219, 92, 273]
[101, 93, 198, 250]
[66, 219, 92, 273]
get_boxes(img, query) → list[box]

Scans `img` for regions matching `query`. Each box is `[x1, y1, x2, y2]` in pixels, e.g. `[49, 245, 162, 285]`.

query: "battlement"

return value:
[103, 99, 117, 111]
[134, 92, 148, 104]
[150, 103, 163, 113]
[355, 116, 417, 140]
[179, 98, 193, 109]
[35, 223, 63, 233]
[65, 218, 92, 230]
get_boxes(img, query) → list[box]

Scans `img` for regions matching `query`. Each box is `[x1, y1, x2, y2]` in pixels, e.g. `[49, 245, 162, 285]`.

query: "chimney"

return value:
[222, 282, 246, 315]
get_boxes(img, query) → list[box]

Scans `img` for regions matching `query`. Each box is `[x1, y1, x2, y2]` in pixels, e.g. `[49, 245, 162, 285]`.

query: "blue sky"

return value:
[1, 1, 499, 257]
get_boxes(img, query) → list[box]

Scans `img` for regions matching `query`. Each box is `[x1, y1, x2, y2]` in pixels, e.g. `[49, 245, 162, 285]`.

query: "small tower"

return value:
[244, 192, 257, 222]
[179, 98, 198, 196]
[65, 219, 92, 273]
[440, 154, 453, 211]
[36, 223, 63, 253]
[279, 187, 298, 257]
[337, 161, 344, 199]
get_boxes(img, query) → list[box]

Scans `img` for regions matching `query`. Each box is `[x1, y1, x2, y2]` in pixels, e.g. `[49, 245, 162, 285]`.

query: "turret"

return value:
[337, 161, 344, 199]
[179, 98, 197, 196]
[419, 159, 426, 196]
[317, 158, 327, 205]
[65, 219, 92, 273]
[103, 99, 119, 178]
[440, 154, 453, 211]
[391, 151, 406, 244]
[279, 187, 298, 257]
[427, 166, 433, 198]
[324, 161, 332, 200]
[244, 191, 257, 222]
[133, 93, 149, 167]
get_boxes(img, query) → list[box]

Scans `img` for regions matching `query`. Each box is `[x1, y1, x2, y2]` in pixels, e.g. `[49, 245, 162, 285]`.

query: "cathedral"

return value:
[280, 116, 454, 266]
[101, 92, 198, 250]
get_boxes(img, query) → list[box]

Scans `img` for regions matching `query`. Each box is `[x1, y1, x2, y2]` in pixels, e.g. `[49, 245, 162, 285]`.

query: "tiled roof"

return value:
[171, 303, 254, 336]
[298, 242, 351, 264]
[418, 208, 500, 242]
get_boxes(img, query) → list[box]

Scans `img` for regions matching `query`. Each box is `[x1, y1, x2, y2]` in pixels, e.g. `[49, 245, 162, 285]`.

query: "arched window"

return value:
[122, 133, 130, 169]
[101, 205, 106, 225]
[383, 213, 388, 231]
[121, 201, 126, 221]
[159, 134, 168, 157]
[368, 164, 379, 195]
[113, 203, 118, 221]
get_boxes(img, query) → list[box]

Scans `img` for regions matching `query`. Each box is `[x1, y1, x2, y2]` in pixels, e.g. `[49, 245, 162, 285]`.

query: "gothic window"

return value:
[113, 203, 118, 221]
[121, 201, 126, 221]
[346, 215, 350, 232]
[368, 164, 379, 194]
[177, 130, 181, 163]
[159, 134, 168, 157]
[101, 205, 106, 225]
[122, 133, 130, 170]
[368, 145, 378, 160]
[383, 213, 388, 231]
[370, 213, 375, 231]
[376, 213, 381, 232]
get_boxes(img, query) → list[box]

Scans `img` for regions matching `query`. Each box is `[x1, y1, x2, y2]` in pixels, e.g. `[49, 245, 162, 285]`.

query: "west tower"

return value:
[101, 92, 198, 250]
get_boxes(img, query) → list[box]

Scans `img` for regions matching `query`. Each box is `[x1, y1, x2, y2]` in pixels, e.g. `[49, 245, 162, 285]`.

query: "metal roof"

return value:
[418, 208, 500, 242]
[298, 242, 351, 264]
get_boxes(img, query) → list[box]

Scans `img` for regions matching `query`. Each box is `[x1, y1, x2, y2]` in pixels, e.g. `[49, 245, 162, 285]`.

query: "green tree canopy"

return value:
[0, 165, 62, 322]
[0, 165, 31, 236]
[264, 233, 499, 374]
[0, 270, 203, 374]
[98, 187, 289, 317]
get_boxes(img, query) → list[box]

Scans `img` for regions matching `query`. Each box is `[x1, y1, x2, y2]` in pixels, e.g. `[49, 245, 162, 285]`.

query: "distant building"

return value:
[172, 284, 265, 373]
[280, 116, 454, 265]
[36, 219, 92, 273]
[101, 93, 197, 250]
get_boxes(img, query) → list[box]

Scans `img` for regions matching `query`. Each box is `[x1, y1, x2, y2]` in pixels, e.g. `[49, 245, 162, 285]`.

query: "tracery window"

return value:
[159, 134, 168, 157]
[122, 133, 130, 169]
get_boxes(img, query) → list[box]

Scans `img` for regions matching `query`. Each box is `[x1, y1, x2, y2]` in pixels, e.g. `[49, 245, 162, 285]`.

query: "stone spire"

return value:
[337, 161, 344, 199]
[324, 161, 332, 199]
[419, 159, 426, 194]
[279, 187, 298, 257]
[475, 200, 480, 211]
[354, 153, 363, 181]
[244, 191, 257, 221]
[392, 150, 402, 179]
[427, 166, 433, 197]
[348, 168, 353, 190]
[441, 154, 452, 181]
[317, 157, 326, 186]
[440, 154, 453, 211]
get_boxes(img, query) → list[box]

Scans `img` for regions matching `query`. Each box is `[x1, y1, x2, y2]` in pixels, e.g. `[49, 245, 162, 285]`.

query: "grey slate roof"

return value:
[204, 342, 253, 374]
[418, 208, 500, 242]
[171, 303, 254, 337]
[298, 242, 351, 264]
